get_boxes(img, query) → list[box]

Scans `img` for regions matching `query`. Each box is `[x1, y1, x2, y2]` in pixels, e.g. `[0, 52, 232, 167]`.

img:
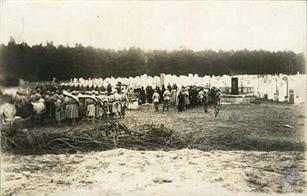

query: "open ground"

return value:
[1, 102, 306, 195]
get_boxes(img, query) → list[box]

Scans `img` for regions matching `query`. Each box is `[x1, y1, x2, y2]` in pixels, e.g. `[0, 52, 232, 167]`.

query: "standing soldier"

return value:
[86, 97, 96, 123]
[139, 87, 146, 105]
[167, 84, 172, 92]
[182, 87, 190, 110]
[107, 84, 112, 96]
[197, 88, 205, 112]
[0, 96, 17, 125]
[49, 92, 57, 118]
[102, 94, 110, 120]
[211, 87, 221, 117]
[203, 89, 209, 113]
[78, 96, 86, 120]
[152, 90, 160, 112]
[54, 98, 64, 126]
[177, 90, 185, 112]
[120, 93, 129, 119]
[64, 93, 79, 126]
[162, 88, 171, 111]
[20, 95, 34, 122]
[170, 87, 177, 106]
[51, 77, 57, 85]
[198, 88, 208, 113]
[113, 90, 122, 118]
[215, 89, 221, 117]
[160, 85, 166, 103]
[95, 93, 103, 121]
[146, 86, 154, 103]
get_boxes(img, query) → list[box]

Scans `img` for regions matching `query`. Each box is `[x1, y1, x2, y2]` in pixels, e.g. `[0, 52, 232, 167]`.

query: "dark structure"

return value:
[231, 77, 239, 95]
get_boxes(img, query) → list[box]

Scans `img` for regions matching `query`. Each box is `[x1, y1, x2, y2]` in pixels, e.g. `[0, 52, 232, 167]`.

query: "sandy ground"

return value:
[1, 103, 306, 195]
[1, 149, 306, 196]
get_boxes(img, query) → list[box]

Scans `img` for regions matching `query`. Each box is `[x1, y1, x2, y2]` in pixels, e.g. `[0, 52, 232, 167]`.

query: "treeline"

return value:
[0, 38, 305, 82]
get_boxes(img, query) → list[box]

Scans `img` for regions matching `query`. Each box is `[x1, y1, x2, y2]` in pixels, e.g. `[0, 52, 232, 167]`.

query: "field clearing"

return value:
[119, 102, 306, 151]
[122, 102, 305, 137]
[1, 102, 306, 195]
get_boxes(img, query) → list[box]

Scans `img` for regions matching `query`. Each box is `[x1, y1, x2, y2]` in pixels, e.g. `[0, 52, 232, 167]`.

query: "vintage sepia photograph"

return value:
[0, 1, 306, 195]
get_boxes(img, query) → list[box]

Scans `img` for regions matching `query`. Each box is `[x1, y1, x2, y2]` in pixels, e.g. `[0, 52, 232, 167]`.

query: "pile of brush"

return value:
[1, 121, 185, 154]
[124, 123, 185, 150]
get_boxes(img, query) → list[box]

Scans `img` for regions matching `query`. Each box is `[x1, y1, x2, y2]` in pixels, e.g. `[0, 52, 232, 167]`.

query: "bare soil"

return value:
[1, 102, 306, 195]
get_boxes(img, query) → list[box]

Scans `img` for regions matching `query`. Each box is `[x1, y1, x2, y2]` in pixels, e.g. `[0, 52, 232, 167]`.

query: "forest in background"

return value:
[0, 37, 305, 83]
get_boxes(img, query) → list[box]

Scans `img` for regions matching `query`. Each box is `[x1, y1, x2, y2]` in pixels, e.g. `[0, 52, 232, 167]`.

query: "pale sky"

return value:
[0, 1, 306, 53]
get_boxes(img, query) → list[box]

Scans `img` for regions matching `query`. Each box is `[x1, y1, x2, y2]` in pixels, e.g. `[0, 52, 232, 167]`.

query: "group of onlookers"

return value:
[0, 81, 221, 128]
[0, 84, 129, 127]
[138, 84, 221, 112]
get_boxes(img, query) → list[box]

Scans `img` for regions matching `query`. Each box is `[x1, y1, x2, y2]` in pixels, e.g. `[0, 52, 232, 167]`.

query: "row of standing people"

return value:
[0, 87, 129, 127]
[141, 85, 221, 112]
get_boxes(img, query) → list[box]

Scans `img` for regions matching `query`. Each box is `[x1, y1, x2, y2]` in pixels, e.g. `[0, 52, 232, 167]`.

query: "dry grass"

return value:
[120, 102, 306, 151]
[2, 102, 305, 154]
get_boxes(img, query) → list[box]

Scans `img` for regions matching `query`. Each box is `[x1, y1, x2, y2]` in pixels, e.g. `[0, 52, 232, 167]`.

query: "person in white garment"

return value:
[162, 89, 171, 111]
[152, 90, 160, 112]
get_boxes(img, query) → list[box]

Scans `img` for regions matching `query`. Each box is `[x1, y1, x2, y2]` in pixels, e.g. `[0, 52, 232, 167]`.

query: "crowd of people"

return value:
[0, 79, 222, 128]
[137, 84, 221, 113]
[0, 83, 129, 127]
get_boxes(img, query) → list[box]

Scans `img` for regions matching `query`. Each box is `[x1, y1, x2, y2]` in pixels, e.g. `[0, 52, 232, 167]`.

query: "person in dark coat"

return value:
[107, 84, 112, 95]
[78, 97, 86, 120]
[198, 88, 208, 113]
[160, 85, 166, 103]
[54, 98, 64, 126]
[203, 90, 209, 113]
[177, 91, 185, 112]
[100, 85, 106, 92]
[189, 86, 198, 108]
[167, 84, 172, 92]
[14, 95, 24, 117]
[24, 98, 34, 118]
[139, 87, 146, 104]
[173, 84, 178, 91]
[146, 86, 154, 103]
[156, 87, 162, 103]
[49, 93, 57, 118]
[19, 96, 34, 119]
